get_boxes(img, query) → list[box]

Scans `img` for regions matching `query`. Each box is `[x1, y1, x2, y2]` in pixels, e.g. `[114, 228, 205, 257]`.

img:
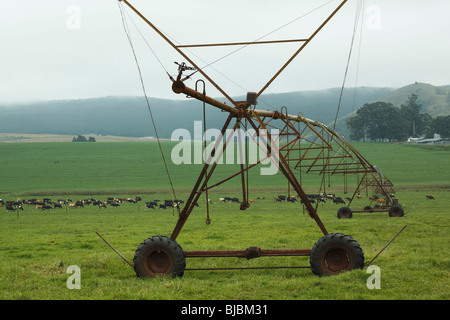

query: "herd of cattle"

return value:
[0, 196, 148, 212]
[0, 196, 198, 212]
[0, 193, 350, 212]
[0, 196, 203, 212]
[0, 193, 437, 213]
[272, 194, 350, 205]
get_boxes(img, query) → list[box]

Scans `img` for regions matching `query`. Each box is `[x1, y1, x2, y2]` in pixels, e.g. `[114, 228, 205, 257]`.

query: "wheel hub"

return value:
[325, 248, 350, 272]
[148, 250, 171, 274]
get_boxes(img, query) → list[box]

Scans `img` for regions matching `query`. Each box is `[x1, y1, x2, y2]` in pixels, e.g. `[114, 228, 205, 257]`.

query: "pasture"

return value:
[0, 141, 449, 301]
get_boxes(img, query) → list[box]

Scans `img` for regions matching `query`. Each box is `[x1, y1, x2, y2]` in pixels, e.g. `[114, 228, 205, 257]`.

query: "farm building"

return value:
[408, 133, 443, 144]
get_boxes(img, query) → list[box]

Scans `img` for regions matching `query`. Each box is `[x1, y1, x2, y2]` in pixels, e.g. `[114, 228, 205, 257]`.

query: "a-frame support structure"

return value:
[117, 0, 402, 277]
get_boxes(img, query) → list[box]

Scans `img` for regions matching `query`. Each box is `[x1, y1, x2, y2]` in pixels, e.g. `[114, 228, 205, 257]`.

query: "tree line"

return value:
[346, 94, 450, 142]
[72, 135, 96, 142]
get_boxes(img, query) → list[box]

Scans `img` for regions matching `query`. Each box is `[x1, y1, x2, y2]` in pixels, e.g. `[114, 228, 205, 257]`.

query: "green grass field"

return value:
[0, 142, 449, 300]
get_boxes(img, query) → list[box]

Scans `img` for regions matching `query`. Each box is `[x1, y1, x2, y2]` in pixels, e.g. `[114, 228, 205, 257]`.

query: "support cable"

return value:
[333, 0, 364, 130]
[187, 0, 335, 78]
[117, 1, 179, 207]
[121, 6, 170, 76]
[352, 1, 365, 112]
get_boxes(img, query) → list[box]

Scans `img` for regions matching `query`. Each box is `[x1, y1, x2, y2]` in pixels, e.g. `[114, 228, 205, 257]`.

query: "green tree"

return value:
[347, 102, 407, 142]
[429, 115, 450, 138]
[72, 135, 88, 142]
[367, 102, 406, 141]
[399, 93, 430, 137]
[346, 115, 365, 141]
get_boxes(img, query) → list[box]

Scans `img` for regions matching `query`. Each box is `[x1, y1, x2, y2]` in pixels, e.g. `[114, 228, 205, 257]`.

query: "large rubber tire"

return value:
[133, 235, 186, 278]
[388, 205, 404, 217]
[337, 207, 352, 219]
[310, 233, 364, 276]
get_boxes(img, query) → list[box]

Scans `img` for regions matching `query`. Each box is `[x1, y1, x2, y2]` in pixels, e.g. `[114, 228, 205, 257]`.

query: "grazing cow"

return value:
[6, 203, 16, 212]
[165, 200, 174, 207]
[159, 204, 166, 209]
[68, 203, 78, 209]
[98, 202, 107, 209]
[333, 197, 346, 205]
[145, 202, 155, 210]
[173, 200, 183, 207]
[75, 200, 84, 207]
[426, 195, 435, 200]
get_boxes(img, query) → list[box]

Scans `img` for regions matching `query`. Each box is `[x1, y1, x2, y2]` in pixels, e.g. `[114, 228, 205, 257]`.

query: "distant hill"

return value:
[373, 82, 450, 117]
[0, 87, 395, 139]
[333, 83, 450, 138]
[3, 83, 449, 140]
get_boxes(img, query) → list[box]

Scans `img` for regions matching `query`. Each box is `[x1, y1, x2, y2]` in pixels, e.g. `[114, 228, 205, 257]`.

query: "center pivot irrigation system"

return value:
[99, 0, 407, 278]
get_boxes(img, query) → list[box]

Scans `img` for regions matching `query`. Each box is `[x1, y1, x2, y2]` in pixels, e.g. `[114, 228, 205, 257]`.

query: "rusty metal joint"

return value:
[245, 246, 261, 259]
[240, 201, 250, 211]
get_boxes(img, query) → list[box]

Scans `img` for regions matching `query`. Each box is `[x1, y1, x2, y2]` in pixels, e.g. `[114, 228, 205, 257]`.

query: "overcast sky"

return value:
[1, 0, 449, 104]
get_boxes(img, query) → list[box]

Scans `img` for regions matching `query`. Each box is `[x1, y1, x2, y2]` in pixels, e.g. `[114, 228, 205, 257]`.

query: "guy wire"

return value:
[117, 1, 179, 209]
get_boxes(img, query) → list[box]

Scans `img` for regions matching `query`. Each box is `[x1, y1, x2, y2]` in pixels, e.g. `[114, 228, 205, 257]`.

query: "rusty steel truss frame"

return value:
[117, 0, 403, 272]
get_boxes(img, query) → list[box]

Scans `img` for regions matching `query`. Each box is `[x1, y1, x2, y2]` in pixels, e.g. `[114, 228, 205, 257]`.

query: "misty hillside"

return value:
[1, 83, 448, 139]
[374, 82, 450, 117]
[0, 87, 393, 139]
[333, 82, 450, 138]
